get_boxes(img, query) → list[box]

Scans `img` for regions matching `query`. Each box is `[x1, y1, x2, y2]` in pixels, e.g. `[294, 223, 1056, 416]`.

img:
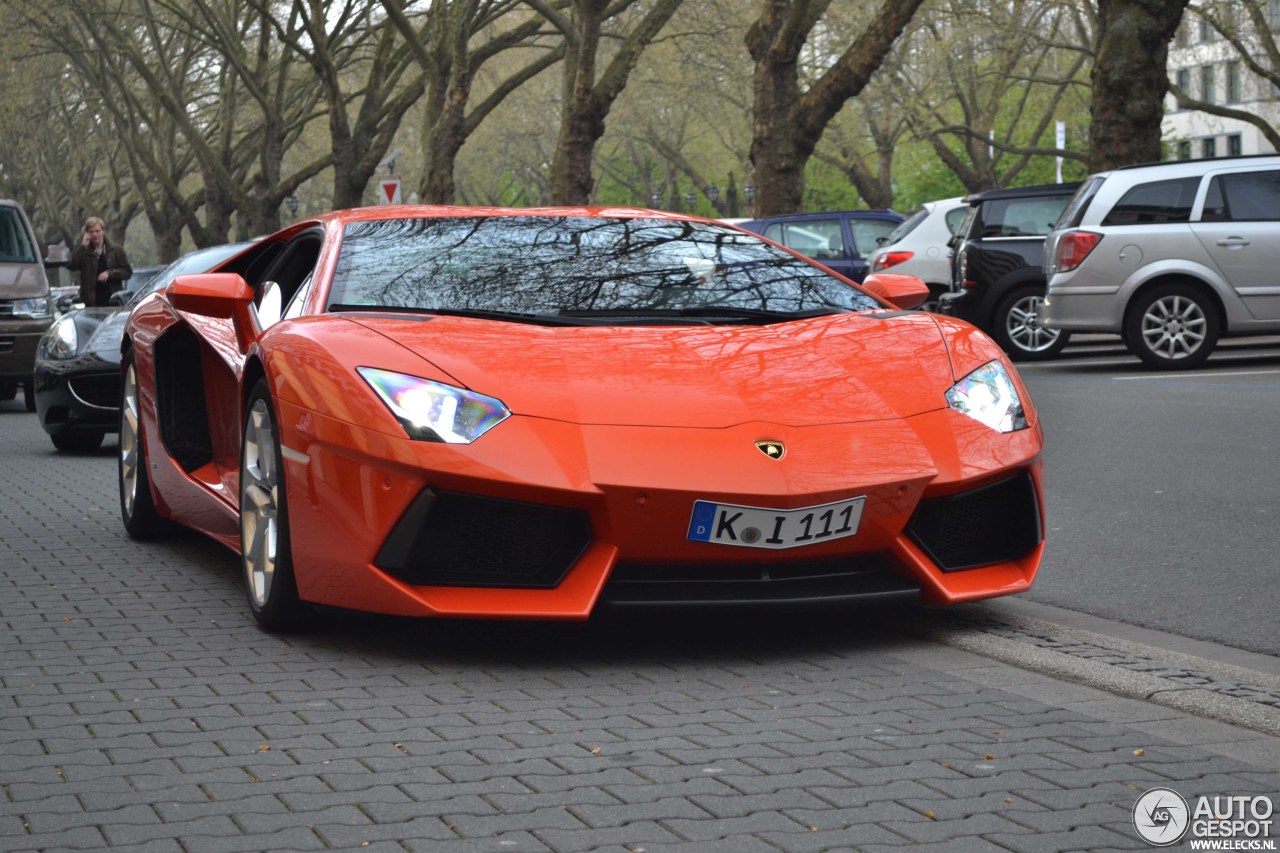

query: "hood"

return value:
[0, 262, 49, 298]
[348, 312, 953, 428]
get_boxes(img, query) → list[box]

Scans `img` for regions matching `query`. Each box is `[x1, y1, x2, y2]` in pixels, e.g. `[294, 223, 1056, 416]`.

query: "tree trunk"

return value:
[1089, 0, 1189, 172]
[747, 0, 927, 217]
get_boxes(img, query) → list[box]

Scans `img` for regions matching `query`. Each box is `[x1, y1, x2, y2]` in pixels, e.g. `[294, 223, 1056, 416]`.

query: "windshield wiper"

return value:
[557, 306, 844, 323]
[328, 304, 585, 326]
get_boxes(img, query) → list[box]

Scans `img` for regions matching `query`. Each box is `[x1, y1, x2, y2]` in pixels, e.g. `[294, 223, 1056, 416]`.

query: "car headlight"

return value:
[946, 360, 1027, 433]
[40, 315, 79, 360]
[12, 297, 51, 319]
[357, 367, 510, 443]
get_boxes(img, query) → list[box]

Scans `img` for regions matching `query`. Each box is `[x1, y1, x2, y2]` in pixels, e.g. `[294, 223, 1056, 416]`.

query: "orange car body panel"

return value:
[123, 206, 1047, 619]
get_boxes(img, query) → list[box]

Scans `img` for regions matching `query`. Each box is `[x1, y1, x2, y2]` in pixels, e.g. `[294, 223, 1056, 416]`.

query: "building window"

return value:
[1228, 133, 1243, 156]
[1201, 65, 1216, 103]
[1271, 0, 1280, 28]
[1177, 141, 1192, 161]
[1175, 68, 1191, 104]
[1226, 62, 1242, 103]
[1202, 137, 1218, 158]
[1199, 18, 1216, 42]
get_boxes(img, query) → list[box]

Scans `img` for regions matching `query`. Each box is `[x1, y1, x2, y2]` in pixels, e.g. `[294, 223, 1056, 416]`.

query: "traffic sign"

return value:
[379, 176, 402, 205]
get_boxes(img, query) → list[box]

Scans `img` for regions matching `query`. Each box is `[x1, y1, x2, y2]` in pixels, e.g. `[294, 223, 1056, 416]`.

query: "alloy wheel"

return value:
[120, 363, 141, 517]
[1004, 293, 1062, 353]
[1139, 294, 1207, 361]
[241, 399, 279, 608]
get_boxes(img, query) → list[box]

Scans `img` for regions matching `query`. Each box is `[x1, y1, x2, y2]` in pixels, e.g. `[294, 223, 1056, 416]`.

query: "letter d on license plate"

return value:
[687, 496, 865, 550]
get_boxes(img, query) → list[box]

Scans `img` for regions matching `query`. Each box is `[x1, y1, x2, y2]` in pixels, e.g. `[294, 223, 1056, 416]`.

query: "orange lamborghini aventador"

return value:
[118, 207, 1045, 630]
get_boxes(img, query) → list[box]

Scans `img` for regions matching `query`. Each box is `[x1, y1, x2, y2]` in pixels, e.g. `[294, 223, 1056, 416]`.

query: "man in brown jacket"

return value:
[69, 216, 132, 307]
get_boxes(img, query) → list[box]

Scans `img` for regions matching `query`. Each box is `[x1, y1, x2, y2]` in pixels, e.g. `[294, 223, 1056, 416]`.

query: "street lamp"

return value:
[684, 190, 696, 210]
[286, 194, 300, 217]
[743, 183, 756, 205]
[707, 185, 719, 204]
[650, 191, 662, 209]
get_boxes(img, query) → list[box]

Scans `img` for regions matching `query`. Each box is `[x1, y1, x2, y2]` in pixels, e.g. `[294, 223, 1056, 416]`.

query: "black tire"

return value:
[990, 286, 1070, 361]
[52, 430, 105, 452]
[119, 350, 173, 539]
[22, 381, 35, 412]
[240, 378, 307, 631]
[1124, 282, 1221, 370]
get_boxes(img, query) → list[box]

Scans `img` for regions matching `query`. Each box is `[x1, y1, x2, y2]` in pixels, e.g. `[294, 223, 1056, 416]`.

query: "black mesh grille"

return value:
[906, 471, 1041, 571]
[603, 555, 918, 606]
[69, 373, 120, 408]
[375, 490, 591, 588]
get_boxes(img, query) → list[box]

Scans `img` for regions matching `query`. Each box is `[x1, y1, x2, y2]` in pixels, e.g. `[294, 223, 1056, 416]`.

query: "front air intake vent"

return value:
[906, 471, 1041, 571]
[375, 490, 591, 589]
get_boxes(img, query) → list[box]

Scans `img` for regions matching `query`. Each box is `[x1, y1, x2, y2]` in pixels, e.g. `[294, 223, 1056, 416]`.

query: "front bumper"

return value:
[937, 289, 984, 327]
[0, 319, 50, 382]
[34, 359, 121, 436]
[275, 402, 1046, 619]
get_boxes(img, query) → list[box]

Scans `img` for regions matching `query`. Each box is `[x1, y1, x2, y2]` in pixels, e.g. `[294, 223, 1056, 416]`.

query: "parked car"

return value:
[0, 199, 63, 411]
[867, 197, 968, 310]
[738, 209, 903, 282]
[35, 243, 252, 451]
[939, 183, 1080, 361]
[118, 207, 1044, 630]
[1044, 155, 1280, 369]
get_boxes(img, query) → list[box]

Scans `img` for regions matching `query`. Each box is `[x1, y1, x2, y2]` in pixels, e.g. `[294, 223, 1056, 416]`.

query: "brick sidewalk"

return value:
[2, 403, 1276, 852]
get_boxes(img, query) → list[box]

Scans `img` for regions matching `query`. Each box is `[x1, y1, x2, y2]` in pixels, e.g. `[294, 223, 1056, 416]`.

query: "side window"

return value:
[849, 219, 897, 256]
[1101, 177, 1200, 225]
[283, 273, 313, 320]
[258, 235, 323, 307]
[771, 219, 844, 260]
[944, 206, 968, 234]
[1206, 171, 1280, 222]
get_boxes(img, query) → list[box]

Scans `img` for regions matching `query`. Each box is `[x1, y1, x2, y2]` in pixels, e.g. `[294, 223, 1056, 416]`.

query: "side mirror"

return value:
[44, 244, 70, 268]
[168, 273, 259, 352]
[861, 273, 930, 311]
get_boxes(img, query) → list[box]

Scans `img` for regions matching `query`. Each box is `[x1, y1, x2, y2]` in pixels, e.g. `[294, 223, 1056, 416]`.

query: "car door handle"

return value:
[1216, 237, 1250, 247]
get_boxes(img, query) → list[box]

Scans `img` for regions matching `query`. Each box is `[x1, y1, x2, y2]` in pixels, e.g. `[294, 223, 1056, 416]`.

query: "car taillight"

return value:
[873, 251, 913, 271]
[1054, 231, 1102, 273]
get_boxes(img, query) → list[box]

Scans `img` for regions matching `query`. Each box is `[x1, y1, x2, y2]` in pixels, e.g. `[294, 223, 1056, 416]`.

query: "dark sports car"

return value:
[118, 206, 1046, 631]
[35, 243, 251, 451]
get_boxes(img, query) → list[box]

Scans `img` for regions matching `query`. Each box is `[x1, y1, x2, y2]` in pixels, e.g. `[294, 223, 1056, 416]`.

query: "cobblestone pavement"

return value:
[2, 403, 1277, 852]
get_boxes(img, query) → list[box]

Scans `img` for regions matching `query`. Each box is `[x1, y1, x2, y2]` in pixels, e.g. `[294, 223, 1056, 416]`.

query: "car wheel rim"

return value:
[1006, 294, 1061, 352]
[120, 363, 140, 518]
[242, 399, 279, 608]
[1140, 294, 1206, 361]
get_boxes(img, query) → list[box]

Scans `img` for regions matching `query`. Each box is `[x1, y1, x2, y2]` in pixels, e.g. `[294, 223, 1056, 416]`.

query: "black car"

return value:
[938, 183, 1079, 360]
[34, 242, 252, 451]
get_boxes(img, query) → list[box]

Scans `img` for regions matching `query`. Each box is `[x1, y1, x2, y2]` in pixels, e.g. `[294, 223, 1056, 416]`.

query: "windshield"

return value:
[327, 216, 881, 321]
[0, 207, 36, 264]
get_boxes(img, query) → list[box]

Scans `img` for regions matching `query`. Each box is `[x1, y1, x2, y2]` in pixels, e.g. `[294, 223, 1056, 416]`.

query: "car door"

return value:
[1191, 166, 1280, 321]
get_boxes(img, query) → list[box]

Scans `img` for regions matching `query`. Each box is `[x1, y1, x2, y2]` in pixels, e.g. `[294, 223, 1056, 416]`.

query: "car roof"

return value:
[742, 209, 902, 223]
[1111, 153, 1280, 173]
[963, 183, 1081, 203]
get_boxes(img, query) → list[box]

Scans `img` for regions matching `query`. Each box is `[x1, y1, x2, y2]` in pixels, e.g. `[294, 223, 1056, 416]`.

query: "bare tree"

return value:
[745, 0, 926, 217]
[529, 0, 685, 205]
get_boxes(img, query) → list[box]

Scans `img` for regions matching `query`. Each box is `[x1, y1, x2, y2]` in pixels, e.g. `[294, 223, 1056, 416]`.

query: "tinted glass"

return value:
[1056, 176, 1105, 229]
[1101, 177, 1200, 225]
[980, 197, 1070, 237]
[329, 217, 881, 317]
[850, 219, 899, 255]
[0, 207, 36, 263]
[1204, 171, 1280, 221]
[882, 209, 928, 246]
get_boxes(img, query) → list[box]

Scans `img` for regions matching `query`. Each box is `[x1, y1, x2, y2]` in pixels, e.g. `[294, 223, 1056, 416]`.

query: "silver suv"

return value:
[1044, 156, 1280, 369]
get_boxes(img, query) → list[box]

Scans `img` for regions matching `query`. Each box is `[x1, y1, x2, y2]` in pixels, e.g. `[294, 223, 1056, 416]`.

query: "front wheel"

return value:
[119, 351, 173, 539]
[1124, 283, 1220, 370]
[991, 287, 1070, 361]
[241, 378, 307, 631]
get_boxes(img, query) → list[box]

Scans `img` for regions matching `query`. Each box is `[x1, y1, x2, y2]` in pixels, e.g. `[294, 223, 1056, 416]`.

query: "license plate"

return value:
[687, 496, 865, 550]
